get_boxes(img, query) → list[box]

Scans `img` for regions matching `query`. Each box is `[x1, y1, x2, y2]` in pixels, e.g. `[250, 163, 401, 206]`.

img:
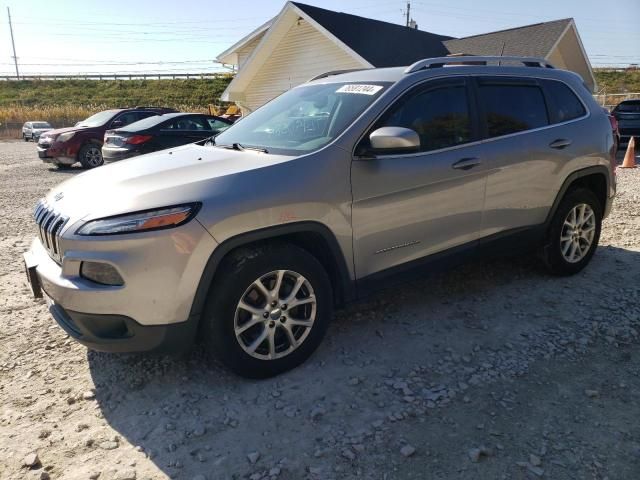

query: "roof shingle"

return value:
[292, 2, 453, 67]
[443, 19, 572, 58]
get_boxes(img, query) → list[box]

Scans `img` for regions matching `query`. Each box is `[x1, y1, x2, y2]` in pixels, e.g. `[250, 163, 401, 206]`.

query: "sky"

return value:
[1, 0, 638, 78]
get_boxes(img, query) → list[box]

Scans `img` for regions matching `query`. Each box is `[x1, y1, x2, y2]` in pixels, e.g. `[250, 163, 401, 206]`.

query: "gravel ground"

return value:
[1, 140, 639, 480]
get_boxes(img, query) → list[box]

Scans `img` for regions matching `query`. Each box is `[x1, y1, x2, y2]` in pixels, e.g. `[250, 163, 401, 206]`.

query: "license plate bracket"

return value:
[23, 252, 42, 299]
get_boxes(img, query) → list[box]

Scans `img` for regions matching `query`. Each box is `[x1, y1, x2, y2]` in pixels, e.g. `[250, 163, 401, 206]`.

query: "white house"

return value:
[216, 2, 596, 113]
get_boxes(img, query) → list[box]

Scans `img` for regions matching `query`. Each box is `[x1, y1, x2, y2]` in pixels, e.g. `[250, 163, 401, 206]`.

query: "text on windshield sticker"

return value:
[336, 84, 383, 95]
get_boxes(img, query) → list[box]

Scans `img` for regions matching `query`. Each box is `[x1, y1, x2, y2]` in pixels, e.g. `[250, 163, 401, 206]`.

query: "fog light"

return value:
[80, 261, 124, 286]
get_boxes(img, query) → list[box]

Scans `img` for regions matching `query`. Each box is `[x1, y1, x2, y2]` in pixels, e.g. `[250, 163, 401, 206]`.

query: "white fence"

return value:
[594, 92, 640, 110]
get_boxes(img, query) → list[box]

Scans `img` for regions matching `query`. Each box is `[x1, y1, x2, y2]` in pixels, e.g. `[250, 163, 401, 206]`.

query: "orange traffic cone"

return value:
[620, 136, 636, 168]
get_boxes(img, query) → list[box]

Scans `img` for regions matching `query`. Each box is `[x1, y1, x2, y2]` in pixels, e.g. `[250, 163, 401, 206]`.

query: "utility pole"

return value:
[405, 1, 411, 27]
[7, 7, 19, 79]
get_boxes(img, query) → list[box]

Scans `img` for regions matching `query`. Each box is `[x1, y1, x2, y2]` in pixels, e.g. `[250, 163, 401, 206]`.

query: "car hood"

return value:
[45, 143, 292, 226]
[42, 126, 90, 137]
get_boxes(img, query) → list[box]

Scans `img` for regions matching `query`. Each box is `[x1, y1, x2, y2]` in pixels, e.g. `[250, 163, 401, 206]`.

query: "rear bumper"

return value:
[102, 146, 138, 163]
[48, 297, 198, 353]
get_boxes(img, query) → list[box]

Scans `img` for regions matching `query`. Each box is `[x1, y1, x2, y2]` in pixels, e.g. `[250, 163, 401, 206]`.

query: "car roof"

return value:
[306, 62, 585, 89]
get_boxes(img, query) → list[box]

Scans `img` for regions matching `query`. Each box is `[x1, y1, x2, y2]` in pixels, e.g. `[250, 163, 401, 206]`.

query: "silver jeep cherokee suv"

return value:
[24, 56, 616, 378]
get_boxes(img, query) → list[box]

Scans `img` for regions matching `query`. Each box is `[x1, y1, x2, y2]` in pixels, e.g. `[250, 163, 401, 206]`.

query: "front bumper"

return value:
[47, 297, 198, 353]
[24, 219, 218, 352]
[37, 142, 77, 164]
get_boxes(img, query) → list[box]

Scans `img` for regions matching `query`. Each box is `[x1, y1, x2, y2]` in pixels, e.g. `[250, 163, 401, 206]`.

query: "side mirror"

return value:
[111, 119, 124, 128]
[369, 126, 420, 152]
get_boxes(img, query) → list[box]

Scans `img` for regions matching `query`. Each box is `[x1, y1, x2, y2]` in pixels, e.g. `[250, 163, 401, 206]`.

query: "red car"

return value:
[36, 107, 176, 169]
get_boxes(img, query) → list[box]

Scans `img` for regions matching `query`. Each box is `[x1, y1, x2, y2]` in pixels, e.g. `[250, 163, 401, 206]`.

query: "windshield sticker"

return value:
[336, 84, 383, 95]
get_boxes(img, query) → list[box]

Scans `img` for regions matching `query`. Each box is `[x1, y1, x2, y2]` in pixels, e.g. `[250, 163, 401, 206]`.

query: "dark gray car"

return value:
[612, 99, 640, 147]
[24, 56, 616, 378]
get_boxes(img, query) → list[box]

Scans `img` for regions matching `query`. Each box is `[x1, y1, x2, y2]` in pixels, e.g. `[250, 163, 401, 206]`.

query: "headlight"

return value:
[76, 203, 201, 236]
[56, 131, 75, 142]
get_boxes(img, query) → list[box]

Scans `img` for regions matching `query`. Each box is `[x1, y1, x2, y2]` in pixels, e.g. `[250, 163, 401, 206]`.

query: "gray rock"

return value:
[99, 441, 119, 450]
[400, 445, 416, 457]
[192, 426, 206, 437]
[585, 389, 599, 398]
[310, 407, 325, 421]
[23, 453, 40, 468]
[247, 451, 260, 464]
[341, 448, 356, 460]
[530, 454, 542, 466]
[82, 390, 96, 400]
[113, 470, 136, 480]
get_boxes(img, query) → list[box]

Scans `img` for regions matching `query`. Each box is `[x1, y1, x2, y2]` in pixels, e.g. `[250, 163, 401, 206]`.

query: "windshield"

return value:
[615, 101, 640, 113]
[32, 122, 51, 128]
[213, 82, 390, 155]
[79, 110, 119, 127]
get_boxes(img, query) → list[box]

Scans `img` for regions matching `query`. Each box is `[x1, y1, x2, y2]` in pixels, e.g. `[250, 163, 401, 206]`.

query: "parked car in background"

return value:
[36, 107, 176, 169]
[24, 57, 615, 378]
[612, 99, 640, 147]
[102, 113, 231, 163]
[603, 107, 620, 154]
[22, 121, 53, 142]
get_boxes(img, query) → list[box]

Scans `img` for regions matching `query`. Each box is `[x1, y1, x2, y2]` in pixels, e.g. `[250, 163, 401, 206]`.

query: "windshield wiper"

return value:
[216, 142, 268, 153]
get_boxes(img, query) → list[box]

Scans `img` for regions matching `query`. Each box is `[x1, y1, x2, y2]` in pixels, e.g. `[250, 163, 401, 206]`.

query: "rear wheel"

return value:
[542, 188, 602, 276]
[78, 143, 103, 169]
[202, 243, 333, 378]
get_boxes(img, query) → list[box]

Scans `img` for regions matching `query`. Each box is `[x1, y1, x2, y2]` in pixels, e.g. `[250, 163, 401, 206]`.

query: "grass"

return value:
[594, 69, 640, 93]
[0, 76, 233, 136]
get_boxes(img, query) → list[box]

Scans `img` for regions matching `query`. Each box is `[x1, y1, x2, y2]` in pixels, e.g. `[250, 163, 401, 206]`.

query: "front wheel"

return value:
[542, 188, 602, 276]
[202, 243, 333, 378]
[23, 134, 29, 142]
[78, 143, 103, 169]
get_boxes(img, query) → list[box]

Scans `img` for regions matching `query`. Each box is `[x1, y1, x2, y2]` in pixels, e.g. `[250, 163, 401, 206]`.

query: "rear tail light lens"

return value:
[125, 134, 153, 145]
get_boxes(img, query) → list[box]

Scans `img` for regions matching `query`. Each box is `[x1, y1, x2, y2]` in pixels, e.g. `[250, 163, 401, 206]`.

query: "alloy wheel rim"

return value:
[234, 270, 316, 360]
[85, 147, 102, 166]
[560, 203, 595, 263]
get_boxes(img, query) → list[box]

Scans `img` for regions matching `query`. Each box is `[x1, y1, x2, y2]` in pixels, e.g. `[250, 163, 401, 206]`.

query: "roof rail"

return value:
[308, 68, 369, 82]
[404, 56, 555, 74]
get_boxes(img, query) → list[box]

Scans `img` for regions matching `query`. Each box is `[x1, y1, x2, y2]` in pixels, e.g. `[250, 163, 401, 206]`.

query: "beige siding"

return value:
[237, 33, 265, 70]
[243, 20, 363, 111]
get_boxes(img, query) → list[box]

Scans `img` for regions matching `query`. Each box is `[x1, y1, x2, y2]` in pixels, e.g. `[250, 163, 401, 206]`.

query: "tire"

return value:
[202, 243, 333, 378]
[23, 134, 29, 142]
[542, 188, 602, 276]
[78, 143, 103, 169]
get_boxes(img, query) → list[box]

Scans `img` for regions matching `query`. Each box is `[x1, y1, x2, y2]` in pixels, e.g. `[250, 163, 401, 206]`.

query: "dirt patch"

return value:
[1, 141, 639, 480]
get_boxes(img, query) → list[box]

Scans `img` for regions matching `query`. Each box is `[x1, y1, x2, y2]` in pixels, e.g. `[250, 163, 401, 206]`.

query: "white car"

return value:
[22, 121, 53, 142]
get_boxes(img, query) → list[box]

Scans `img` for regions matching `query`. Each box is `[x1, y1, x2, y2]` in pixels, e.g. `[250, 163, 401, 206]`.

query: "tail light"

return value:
[125, 135, 153, 145]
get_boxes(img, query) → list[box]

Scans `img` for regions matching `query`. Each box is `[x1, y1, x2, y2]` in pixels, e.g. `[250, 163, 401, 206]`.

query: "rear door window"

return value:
[541, 79, 586, 123]
[477, 79, 549, 138]
[163, 117, 209, 131]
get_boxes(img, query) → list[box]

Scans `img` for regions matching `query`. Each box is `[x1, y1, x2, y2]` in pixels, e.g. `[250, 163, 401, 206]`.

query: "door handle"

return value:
[452, 158, 481, 170]
[549, 138, 572, 149]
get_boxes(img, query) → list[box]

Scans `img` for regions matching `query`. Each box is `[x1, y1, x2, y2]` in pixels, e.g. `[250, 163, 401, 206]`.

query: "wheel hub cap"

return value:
[560, 203, 595, 263]
[234, 270, 317, 360]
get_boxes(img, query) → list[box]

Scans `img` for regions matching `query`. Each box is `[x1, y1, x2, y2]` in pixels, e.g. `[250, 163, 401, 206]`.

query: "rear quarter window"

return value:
[478, 81, 549, 137]
[541, 79, 587, 123]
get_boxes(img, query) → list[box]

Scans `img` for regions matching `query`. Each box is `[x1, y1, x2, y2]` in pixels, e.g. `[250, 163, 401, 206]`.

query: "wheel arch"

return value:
[545, 166, 610, 230]
[189, 222, 355, 321]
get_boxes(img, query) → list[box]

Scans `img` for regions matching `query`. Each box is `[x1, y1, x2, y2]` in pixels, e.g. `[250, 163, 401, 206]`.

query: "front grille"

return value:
[33, 200, 69, 263]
